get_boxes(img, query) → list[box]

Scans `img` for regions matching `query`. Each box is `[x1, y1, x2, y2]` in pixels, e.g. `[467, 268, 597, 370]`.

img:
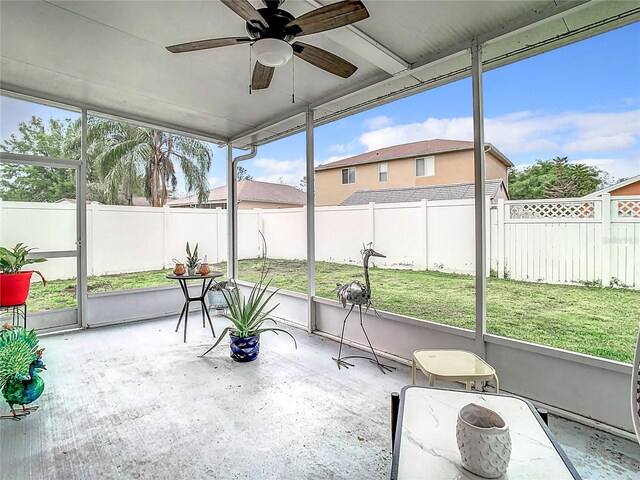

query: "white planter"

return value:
[456, 403, 512, 478]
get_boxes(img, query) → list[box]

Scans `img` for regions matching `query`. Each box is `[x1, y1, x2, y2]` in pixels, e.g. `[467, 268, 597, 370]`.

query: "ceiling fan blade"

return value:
[252, 61, 275, 90]
[285, 0, 369, 37]
[293, 42, 357, 78]
[166, 37, 252, 53]
[221, 0, 269, 30]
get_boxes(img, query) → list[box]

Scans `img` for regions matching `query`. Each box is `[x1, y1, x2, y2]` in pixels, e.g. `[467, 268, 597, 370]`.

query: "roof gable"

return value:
[315, 139, 513, 171]
[584, 174, 640, 198]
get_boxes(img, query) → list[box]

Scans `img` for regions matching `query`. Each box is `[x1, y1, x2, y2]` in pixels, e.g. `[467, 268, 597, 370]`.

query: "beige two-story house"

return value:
[315, 139, 513, 206]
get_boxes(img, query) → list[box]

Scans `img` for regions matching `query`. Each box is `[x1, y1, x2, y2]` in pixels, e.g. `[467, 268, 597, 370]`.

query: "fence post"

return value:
[601, 193, 611, 285]
[257, 208, 264, 257]
[420, 199, 428, 270]
[88, 202, 99, 276]
[214, 208, 220, 264]
[497, 198, 505, 279]
[369, 202, 376, 246]
[162, 205, 170, 268]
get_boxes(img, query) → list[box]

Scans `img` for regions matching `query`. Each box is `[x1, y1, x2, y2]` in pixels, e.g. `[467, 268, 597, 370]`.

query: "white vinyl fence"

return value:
[0, 194, 638, 287]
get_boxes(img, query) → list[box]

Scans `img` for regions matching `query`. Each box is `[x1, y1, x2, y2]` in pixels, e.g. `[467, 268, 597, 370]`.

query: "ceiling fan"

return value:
[166, 0, 370, 90]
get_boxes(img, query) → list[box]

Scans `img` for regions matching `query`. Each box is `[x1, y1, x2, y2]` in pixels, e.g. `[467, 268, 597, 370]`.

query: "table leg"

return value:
[183, 301, 189, 343]
[494, 374, 500, 393]
[412, 359, 416, 385]
[466, 381, 472, 391]
[201, 298, 216, 337]
[175, 303, 187, 332]
[429, 375, 435, 387]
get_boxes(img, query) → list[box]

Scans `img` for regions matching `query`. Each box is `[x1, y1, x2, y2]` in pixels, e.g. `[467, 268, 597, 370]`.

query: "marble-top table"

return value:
[391, 386, 580, 479]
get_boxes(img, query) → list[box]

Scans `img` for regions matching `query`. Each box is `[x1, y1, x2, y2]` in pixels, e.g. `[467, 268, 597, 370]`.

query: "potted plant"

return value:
[185, 242, 200, 276]
[201, 234, 296, 362]
[0, 244, 47, 307]
[202, 277, 296, 362]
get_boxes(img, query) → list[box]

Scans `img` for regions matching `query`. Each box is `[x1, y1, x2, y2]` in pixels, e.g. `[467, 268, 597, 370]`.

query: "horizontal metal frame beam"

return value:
[32, 250, 78, 259]
[0, 86, 229, 146]
[0, 151, 80, 168]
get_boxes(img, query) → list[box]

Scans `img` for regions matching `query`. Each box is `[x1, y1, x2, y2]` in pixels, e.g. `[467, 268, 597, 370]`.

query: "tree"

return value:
[298, 176, 307, 191]
[0, 116, 82, 202]
[508, 157, 611, 200]
[237, 165, 253, 180]
[90, 119, 212, 207]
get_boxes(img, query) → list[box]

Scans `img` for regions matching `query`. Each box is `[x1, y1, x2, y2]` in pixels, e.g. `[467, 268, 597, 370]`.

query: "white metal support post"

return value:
[306, 107, 316, 333]
[77, 109, 88, 327]
[226, 143, 237, 279]
[471, 40, 487, 358]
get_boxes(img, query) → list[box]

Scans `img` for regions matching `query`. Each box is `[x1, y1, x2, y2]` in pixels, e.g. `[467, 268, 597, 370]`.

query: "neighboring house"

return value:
[584, 174, 640, 198]
[339, 179, 509, 206]
[169, 179, 306, 209]
[314, 139, 513, 206]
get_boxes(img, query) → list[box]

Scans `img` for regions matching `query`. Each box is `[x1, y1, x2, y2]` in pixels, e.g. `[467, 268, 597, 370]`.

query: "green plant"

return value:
[208, 233, 296, 351]
[0, 244, 47, 274]
[185, 242, 200, 269]
[609, 277, 629, 289]
[209, 278, 297, 350]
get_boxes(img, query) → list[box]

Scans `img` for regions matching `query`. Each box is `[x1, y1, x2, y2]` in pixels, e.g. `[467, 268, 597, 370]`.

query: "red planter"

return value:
[0, 271, 46, 307]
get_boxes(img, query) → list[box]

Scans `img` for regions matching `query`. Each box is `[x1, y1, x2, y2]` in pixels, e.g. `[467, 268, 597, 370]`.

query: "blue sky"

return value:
[2, 22, 639, 194]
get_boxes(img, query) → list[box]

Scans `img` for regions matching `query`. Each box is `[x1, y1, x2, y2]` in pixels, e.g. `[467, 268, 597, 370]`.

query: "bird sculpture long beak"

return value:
[42, 365, 47, 370]
[371, 250, 386, 258]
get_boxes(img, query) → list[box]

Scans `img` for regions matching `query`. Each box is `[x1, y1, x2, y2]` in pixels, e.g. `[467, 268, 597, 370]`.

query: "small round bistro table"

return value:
[166, 272, 223, 343]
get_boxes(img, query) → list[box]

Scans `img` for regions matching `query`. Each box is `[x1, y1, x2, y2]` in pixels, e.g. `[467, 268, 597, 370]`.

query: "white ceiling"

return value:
[1, 1, 638, 149]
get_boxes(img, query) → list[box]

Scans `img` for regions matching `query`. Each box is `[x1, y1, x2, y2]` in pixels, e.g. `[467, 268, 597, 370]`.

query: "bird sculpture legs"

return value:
[332, 304, 396, 374]
[0, 405, 38, 421]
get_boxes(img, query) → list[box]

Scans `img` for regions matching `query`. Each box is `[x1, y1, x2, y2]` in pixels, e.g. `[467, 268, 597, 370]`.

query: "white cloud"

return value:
[252, 157, 304, 173]
[356, 110, 640, 161]
[364, 115, 393, 129]
[571, 156, 640, 181]
[250, 157, 305, 187]
[564, 134, 636, 152]
[359, 117, 473, 152]
[208, 176, 222, 188]
[254, 173, 303, 186]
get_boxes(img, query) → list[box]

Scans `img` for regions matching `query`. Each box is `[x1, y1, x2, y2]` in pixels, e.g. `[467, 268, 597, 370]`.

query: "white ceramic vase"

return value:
[456, 403, 512, 478]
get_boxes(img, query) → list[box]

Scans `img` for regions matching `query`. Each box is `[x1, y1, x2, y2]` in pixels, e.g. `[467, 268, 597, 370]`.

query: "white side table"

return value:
[412, 349, 500, 392]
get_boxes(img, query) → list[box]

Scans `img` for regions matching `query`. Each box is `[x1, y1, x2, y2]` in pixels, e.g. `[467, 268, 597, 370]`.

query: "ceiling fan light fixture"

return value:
[253, 38, 293, 67]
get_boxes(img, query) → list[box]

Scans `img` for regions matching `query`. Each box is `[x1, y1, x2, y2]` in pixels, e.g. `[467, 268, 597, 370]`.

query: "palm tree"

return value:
[90, 119, 211, 206]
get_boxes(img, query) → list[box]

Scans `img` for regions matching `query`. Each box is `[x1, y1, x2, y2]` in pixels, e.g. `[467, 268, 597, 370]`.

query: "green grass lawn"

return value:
[22, 258, 640, 363]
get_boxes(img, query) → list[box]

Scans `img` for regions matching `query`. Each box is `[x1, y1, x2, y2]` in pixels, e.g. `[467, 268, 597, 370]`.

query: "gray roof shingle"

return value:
[339, 180, 506, 206]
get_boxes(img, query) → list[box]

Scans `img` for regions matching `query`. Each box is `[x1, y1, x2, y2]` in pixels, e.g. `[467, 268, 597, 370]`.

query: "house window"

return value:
[378, 162, 388, 182]
[341, 167, 355, 184]
[416, 156, 435, 177]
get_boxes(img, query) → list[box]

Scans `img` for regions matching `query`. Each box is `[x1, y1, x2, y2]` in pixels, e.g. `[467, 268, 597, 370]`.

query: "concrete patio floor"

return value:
[1, 315, 639, 479]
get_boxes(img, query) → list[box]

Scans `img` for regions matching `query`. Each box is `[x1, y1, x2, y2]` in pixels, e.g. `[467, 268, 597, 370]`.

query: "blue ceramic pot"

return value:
[229, 333, 260, 362]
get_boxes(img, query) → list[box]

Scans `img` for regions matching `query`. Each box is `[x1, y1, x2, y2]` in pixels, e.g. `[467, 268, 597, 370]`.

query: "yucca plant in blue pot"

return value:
[201, 278, 296, 361]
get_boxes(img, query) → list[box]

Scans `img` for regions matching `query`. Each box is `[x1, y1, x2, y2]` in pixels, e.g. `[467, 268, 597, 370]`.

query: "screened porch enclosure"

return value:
[1, 0, 640, 478]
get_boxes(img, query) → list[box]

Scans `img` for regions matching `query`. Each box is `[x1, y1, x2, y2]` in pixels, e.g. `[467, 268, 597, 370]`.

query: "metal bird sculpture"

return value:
[0, 324, 46, 420]
[333, 243, 395, 373]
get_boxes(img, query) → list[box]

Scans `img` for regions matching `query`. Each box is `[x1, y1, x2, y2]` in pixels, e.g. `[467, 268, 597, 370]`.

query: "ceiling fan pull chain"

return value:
[292, 57, 295, 104]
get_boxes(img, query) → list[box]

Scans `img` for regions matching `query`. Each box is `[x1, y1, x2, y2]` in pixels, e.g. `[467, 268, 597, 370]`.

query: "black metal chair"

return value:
[391, 392, 400, 452]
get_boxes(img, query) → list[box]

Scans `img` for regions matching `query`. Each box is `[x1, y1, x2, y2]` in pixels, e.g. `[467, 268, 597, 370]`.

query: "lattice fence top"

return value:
[508, 201, 595, 219]
[616, 200, 640, 218]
